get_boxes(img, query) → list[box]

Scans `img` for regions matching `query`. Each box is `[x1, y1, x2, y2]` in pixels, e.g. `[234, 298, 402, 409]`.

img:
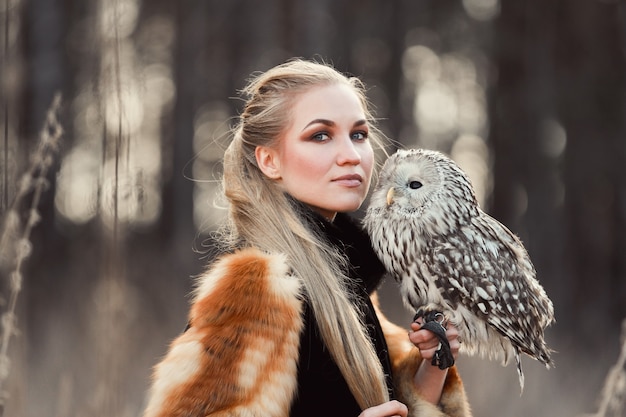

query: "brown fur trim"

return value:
[372, 294, 472, 417]
[143, 248, 303, 417]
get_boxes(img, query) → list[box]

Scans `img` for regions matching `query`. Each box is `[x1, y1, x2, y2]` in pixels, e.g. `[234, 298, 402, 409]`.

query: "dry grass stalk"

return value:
[0, 93, 63, 415]
[582, 318, 626, 417]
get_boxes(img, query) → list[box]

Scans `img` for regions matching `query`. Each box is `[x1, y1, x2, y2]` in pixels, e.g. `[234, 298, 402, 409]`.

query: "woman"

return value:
[142, 59, 472, 417]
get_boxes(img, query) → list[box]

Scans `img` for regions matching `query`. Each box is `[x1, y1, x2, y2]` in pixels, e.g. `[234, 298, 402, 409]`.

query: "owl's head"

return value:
[368, 148, 479, 234]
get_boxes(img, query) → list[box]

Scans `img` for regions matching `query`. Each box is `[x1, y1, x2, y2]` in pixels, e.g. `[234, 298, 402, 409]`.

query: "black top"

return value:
[289, 211, 396, 417]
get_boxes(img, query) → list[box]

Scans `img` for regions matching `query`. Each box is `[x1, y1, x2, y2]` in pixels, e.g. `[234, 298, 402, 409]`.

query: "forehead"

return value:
[289, 83, 365, 121]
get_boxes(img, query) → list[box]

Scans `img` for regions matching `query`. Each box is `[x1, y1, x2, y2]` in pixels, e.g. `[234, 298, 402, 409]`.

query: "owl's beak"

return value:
[386, 187, 395, 206]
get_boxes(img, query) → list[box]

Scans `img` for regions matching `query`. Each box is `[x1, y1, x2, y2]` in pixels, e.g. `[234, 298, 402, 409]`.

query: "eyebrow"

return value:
[301, 118, 368, 132]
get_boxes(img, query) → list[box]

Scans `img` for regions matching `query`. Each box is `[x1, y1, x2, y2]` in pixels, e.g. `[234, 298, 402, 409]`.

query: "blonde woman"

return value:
[143, 59, 472, 417]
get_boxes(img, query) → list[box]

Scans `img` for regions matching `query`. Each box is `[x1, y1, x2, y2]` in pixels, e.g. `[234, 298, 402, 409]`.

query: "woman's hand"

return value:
[407, 318, 461, 405]
[358, 400, 408, 417]
[408, 318, 461, 361]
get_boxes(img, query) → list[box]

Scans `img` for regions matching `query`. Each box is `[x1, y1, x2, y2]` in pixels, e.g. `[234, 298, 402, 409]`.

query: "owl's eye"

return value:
[408, 180, 423, 189]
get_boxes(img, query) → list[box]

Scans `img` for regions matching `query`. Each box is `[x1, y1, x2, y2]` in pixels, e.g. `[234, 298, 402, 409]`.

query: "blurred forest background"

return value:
[1, 0, 625, 416]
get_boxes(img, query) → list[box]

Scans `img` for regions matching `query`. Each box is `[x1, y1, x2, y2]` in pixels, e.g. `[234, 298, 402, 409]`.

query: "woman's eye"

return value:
[311, 132, 330, 142]
[351, 131, 368, 141]
[409, 180, 423, 189]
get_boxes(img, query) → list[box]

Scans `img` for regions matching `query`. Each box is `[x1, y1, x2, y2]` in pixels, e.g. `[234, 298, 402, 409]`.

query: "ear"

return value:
[255, 146, 282, 180]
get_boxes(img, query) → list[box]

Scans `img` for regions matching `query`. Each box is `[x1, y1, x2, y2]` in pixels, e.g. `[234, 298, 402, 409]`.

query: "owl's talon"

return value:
[413, 309, 424, 322]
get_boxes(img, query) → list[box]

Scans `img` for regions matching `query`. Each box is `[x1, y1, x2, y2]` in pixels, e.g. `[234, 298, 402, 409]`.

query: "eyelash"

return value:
[311, 132, 330, 142]
[351, 130, 369, 141]
[310, 130, 369, 142]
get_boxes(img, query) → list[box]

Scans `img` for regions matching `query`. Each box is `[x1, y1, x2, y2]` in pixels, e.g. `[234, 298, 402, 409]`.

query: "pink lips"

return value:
[332, 174, 363, 187]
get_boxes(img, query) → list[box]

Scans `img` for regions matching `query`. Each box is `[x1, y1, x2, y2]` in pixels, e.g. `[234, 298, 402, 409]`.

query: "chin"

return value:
[333, 201, 364, 214]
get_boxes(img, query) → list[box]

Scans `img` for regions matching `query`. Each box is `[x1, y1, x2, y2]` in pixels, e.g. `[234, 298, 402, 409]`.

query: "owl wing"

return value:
[425, 212, 553, 354]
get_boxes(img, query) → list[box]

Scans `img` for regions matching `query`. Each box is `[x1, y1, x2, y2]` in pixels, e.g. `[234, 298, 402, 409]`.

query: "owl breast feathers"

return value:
[363, 148, 555, 391]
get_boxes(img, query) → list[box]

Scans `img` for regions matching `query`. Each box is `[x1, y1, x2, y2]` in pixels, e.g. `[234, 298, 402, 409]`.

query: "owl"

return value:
[363, 148, 555, 391]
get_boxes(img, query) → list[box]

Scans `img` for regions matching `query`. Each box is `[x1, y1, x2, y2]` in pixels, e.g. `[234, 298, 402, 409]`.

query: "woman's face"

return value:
[256, 83, 375, 220]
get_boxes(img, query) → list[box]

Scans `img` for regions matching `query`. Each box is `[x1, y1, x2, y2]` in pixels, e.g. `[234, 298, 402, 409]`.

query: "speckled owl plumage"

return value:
[364, 148, 555, 391]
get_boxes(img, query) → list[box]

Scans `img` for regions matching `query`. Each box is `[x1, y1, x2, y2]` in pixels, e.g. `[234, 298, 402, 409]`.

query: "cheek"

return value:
[361, 149, 375, 183]
[282, 148, 327, 181]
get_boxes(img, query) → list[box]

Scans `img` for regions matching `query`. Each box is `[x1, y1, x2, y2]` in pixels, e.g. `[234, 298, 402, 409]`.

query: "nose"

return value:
[336, 136, 361, 165]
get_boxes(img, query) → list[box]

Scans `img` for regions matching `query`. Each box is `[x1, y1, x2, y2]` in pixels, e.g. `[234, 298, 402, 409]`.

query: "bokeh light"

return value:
[462, 0, 500, 21]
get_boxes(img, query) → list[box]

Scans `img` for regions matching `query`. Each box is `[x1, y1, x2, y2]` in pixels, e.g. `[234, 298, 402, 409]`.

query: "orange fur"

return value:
[143, 248, 303, 417]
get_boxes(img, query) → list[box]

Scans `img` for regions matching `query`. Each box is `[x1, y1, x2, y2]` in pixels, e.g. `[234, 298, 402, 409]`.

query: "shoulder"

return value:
[144, 247, 306, 417]
[190, 247, 303, 326]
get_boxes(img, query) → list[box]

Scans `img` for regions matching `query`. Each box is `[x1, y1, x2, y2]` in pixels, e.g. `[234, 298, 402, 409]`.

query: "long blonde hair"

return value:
[219, 59, 389, 409]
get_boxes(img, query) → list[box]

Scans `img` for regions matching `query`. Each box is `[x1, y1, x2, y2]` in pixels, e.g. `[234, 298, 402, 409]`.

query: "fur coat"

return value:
[142, 245, 472, 417]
